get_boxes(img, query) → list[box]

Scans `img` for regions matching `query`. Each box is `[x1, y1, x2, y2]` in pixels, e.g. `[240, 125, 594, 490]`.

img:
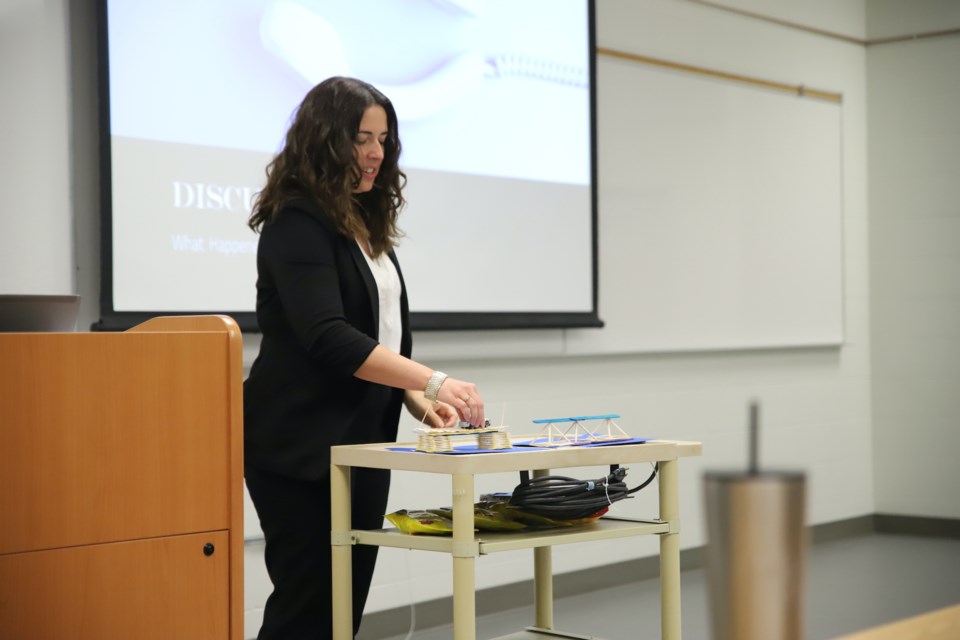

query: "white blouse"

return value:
[357, 242, 402, 354]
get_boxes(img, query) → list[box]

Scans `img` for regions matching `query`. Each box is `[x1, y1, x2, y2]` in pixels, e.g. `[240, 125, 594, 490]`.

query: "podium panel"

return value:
[0, 531, 229, 639]
[0, 315, 244, 639]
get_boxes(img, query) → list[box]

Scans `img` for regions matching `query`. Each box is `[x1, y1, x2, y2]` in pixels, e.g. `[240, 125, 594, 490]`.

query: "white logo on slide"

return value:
[173, 181, 258, 213]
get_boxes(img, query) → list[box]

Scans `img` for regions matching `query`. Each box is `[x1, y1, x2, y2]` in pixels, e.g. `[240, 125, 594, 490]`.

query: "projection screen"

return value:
[96, 0, 600, 331]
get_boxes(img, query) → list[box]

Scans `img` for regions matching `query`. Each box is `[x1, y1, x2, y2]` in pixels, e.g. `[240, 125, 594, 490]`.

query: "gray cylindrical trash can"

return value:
[704, 470, 807, 640]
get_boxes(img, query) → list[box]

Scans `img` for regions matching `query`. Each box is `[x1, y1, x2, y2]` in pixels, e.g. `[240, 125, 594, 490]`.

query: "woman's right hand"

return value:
[351, 346, 486, 426]
[436, 377, 485, 427]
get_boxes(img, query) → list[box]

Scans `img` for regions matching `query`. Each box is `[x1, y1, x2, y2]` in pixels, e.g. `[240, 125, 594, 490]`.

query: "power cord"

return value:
[507, 464, 659, 520]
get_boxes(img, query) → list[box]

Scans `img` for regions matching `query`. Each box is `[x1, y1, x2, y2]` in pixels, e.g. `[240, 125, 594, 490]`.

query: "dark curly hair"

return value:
[248, 76, 405, 257]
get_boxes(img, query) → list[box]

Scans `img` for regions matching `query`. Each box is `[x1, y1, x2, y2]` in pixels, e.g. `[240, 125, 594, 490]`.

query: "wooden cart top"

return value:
[331, 439, 702, 474]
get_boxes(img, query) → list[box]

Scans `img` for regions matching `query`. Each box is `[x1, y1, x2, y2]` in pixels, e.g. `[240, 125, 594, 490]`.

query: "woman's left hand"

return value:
[430, 402, 460, 428]
[404, 390, 459, 428]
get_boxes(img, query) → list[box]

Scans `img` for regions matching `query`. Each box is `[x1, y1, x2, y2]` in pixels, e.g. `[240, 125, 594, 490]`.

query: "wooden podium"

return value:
[0, 315, 244, 639]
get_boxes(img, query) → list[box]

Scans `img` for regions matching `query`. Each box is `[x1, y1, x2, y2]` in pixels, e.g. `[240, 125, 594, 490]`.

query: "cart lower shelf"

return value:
[351, 516, 670, 555]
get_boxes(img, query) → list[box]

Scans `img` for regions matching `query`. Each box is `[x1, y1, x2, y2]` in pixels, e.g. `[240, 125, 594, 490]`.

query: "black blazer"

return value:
[243, 198, 412, 480]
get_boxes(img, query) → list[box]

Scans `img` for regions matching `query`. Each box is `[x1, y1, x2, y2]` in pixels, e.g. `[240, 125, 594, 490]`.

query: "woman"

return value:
[244, 76, 485, 639]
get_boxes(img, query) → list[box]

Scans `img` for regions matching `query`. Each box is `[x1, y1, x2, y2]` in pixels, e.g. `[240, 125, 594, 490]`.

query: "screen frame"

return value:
[94, 0, 601, 333]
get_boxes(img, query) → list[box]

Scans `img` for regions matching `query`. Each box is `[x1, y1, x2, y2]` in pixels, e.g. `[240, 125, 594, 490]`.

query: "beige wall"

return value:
[867, 0, 960, 517]
[0, 0, 75, 295]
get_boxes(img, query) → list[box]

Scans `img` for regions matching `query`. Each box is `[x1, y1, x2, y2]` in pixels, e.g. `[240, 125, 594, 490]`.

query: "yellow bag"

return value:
[385, 509, 454, 535]
[485, 501, 573, 529]
[429, 503, 527, 532]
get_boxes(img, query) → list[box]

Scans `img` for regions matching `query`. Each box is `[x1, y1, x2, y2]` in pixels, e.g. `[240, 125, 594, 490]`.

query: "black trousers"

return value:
[245, 464, 391, 640]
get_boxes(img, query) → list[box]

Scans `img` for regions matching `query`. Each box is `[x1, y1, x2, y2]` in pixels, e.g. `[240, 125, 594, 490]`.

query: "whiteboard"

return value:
[566, 58, 844, 354]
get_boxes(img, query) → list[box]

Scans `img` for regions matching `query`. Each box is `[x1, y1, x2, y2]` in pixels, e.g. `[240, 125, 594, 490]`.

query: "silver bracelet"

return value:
[424, 370, 448, 403]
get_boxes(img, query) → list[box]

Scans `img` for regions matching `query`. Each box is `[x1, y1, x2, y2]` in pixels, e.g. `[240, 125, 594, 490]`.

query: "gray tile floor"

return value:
[374, 534, 960, 639]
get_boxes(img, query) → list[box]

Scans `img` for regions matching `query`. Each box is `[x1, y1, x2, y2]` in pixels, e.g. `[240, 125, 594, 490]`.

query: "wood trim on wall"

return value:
[596, 47, 843, 103]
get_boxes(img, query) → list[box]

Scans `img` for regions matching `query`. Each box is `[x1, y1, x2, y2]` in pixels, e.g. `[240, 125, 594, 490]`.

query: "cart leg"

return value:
[331, 463, 353, 640]
[452, 473, 477, 640]
[533, 468, 554, 629]
[659, 458, 681, 640]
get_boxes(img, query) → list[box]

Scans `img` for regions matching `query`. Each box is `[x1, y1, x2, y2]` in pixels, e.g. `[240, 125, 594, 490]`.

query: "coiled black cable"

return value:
[508, 464, 658, 520]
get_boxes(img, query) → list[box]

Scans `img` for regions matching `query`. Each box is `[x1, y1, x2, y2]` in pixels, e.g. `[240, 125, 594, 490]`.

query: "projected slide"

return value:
[104, 0, 595, 324]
